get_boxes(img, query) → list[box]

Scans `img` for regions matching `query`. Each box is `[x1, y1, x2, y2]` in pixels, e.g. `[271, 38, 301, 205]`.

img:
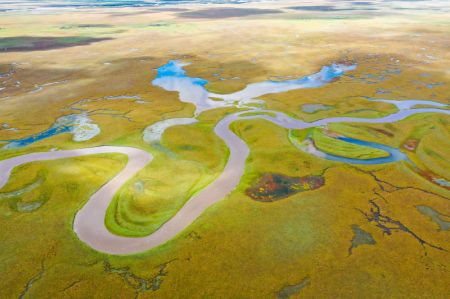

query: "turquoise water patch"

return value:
[2, 114, 100, 149]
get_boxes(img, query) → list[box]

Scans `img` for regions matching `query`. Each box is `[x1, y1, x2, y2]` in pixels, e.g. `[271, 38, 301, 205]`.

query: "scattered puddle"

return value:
[348, 224, 376, 255]
[277, 277, 311, 299]
[1, 123, 18, 132]
[432, 178, 450, 187]
[416, 205, 450, 231]
[16, 201, 43, 212]
[0, 176, 44, 200]
[133, 180, 145, 194]
[347, 64, 401, 84]
[0, 173, 47, 213]
[301, 103, 334, 113]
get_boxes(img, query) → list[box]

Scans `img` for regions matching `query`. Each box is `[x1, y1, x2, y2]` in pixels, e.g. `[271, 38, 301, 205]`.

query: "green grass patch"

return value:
[312, 128, 389, 160]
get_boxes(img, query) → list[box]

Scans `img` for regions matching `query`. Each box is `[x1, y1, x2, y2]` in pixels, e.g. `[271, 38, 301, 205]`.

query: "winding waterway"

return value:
[0, 60, 449, 254]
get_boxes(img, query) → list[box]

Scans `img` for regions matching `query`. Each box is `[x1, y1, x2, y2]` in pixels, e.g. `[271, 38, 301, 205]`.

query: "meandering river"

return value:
[0, 60, 448, 254]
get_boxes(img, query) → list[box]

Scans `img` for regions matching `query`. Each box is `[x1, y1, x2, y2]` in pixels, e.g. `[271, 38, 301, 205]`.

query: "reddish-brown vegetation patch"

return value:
[246, 173, 325, 202]
[415, 168, 450, 190]
[403, 139, 419, 151]
[372, 128, 394, 137]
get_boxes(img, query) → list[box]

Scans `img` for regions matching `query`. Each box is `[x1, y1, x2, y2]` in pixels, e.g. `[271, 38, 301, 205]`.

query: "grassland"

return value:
[1, 115, 449, 298]
[311, 128, 390, 160]
[0, 1, 449, 298]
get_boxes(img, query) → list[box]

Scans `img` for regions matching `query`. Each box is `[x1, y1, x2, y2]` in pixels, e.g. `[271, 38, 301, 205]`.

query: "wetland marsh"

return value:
[0, 0, 449, 298]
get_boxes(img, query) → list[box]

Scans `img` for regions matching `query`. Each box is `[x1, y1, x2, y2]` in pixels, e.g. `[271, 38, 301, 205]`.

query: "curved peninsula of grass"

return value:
[104, 122, 229, 237]
[104, 159, 227, 237]
[311, 128, 390, 160]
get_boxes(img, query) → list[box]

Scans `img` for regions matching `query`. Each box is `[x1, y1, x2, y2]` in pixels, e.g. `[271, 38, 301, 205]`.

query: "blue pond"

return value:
[3, 125, 72, 149]
[2, 114, 100, 149]
[155, 60, 208, 86]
